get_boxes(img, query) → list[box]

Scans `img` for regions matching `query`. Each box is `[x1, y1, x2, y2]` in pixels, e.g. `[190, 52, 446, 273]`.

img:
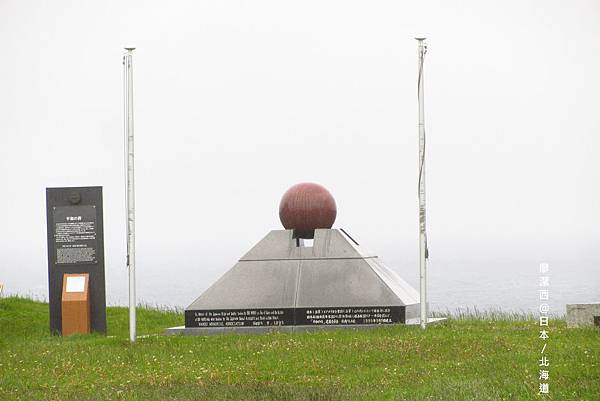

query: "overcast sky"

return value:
[1, 0, 598, 310]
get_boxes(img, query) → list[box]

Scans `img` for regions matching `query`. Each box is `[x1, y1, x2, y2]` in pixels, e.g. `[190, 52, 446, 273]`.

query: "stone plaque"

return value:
[53, 205, 98, 264]
[185, 306, 405, 328]
[46, 187, 106, 335]
[295, 306, 404, 326]
[186, 308, 293, 328]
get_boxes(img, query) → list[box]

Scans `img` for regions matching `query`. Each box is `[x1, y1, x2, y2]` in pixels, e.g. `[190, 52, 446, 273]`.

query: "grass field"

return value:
[0, 297, 598, 400]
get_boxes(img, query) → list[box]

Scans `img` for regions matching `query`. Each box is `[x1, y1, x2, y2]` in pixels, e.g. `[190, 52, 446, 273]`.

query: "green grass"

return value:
[0, 297, 598, 400]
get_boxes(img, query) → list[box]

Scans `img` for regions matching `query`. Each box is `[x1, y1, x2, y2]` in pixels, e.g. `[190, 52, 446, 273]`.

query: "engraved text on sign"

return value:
[53, 205, 98, 264]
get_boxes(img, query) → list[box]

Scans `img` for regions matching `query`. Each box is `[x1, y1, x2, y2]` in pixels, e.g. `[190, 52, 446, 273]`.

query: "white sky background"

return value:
[1, 0, 598, 311]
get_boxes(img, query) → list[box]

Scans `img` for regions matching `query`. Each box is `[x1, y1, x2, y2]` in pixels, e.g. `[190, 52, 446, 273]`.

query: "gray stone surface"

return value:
[188, 229, 419, 311]
[182, 228, 424, 334]
[187, 260, 299, 309]
[566, 303, 600, 328]
[295, 258, 405, 307]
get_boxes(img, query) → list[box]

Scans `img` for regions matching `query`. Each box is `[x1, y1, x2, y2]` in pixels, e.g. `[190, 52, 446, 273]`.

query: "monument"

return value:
[46, 186, 107, 335]
[166, 183, 426, 335]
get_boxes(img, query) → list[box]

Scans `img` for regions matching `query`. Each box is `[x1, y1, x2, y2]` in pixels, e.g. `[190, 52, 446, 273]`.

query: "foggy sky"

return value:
[1, 0, 598, 310]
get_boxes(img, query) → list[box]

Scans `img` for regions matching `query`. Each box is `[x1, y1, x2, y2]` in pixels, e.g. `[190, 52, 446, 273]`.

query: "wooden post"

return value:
[61, 273, 91, 335]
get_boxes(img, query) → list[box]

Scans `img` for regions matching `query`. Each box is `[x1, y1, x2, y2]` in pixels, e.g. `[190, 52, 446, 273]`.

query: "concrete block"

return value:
[566, 303, 600, 328]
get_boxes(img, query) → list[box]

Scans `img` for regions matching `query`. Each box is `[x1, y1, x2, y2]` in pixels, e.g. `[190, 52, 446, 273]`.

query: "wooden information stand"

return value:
[61, 273, 91, 335]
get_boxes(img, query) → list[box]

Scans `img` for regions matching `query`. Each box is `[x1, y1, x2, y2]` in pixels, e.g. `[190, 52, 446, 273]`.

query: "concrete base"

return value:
[566, 303, 600, 328]
[165, 318, 446, 336]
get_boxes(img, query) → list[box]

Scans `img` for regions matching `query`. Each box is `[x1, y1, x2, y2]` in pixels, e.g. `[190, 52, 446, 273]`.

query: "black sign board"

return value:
[46, 187, 106, 335]
[185, 306, 405, 328]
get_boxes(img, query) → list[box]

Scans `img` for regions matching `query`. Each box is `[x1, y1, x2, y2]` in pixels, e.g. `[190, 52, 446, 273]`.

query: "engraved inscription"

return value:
[301, 307, 398, 325]
[53, 205, 98, 264]
[185, 306, 405, 328]
[188, 309, 290, 327]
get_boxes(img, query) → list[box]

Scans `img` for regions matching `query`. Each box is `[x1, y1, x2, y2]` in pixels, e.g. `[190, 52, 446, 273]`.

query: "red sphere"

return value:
[279, 182, 337, 239]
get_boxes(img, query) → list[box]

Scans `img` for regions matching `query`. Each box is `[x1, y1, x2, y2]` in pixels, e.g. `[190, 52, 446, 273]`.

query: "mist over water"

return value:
[7, 235, 597, 318]
[132, 257, 598, 316]
[1, 0, 599, 316]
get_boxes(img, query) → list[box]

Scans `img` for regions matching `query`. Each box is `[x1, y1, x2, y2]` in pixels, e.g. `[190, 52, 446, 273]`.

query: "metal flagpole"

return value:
[416, 38, 428, 329]
[123, 47, 137, 342]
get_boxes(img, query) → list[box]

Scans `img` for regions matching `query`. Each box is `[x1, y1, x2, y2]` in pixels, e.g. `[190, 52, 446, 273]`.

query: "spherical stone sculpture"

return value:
[279, 182, 337, 239]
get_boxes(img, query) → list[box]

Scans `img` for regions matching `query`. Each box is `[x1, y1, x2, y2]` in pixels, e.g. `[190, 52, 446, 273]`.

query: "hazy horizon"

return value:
[1, 0, 599, 314]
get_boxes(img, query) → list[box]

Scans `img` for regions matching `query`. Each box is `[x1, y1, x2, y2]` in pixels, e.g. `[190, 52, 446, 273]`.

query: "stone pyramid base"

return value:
[168, 229, 429, 335]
